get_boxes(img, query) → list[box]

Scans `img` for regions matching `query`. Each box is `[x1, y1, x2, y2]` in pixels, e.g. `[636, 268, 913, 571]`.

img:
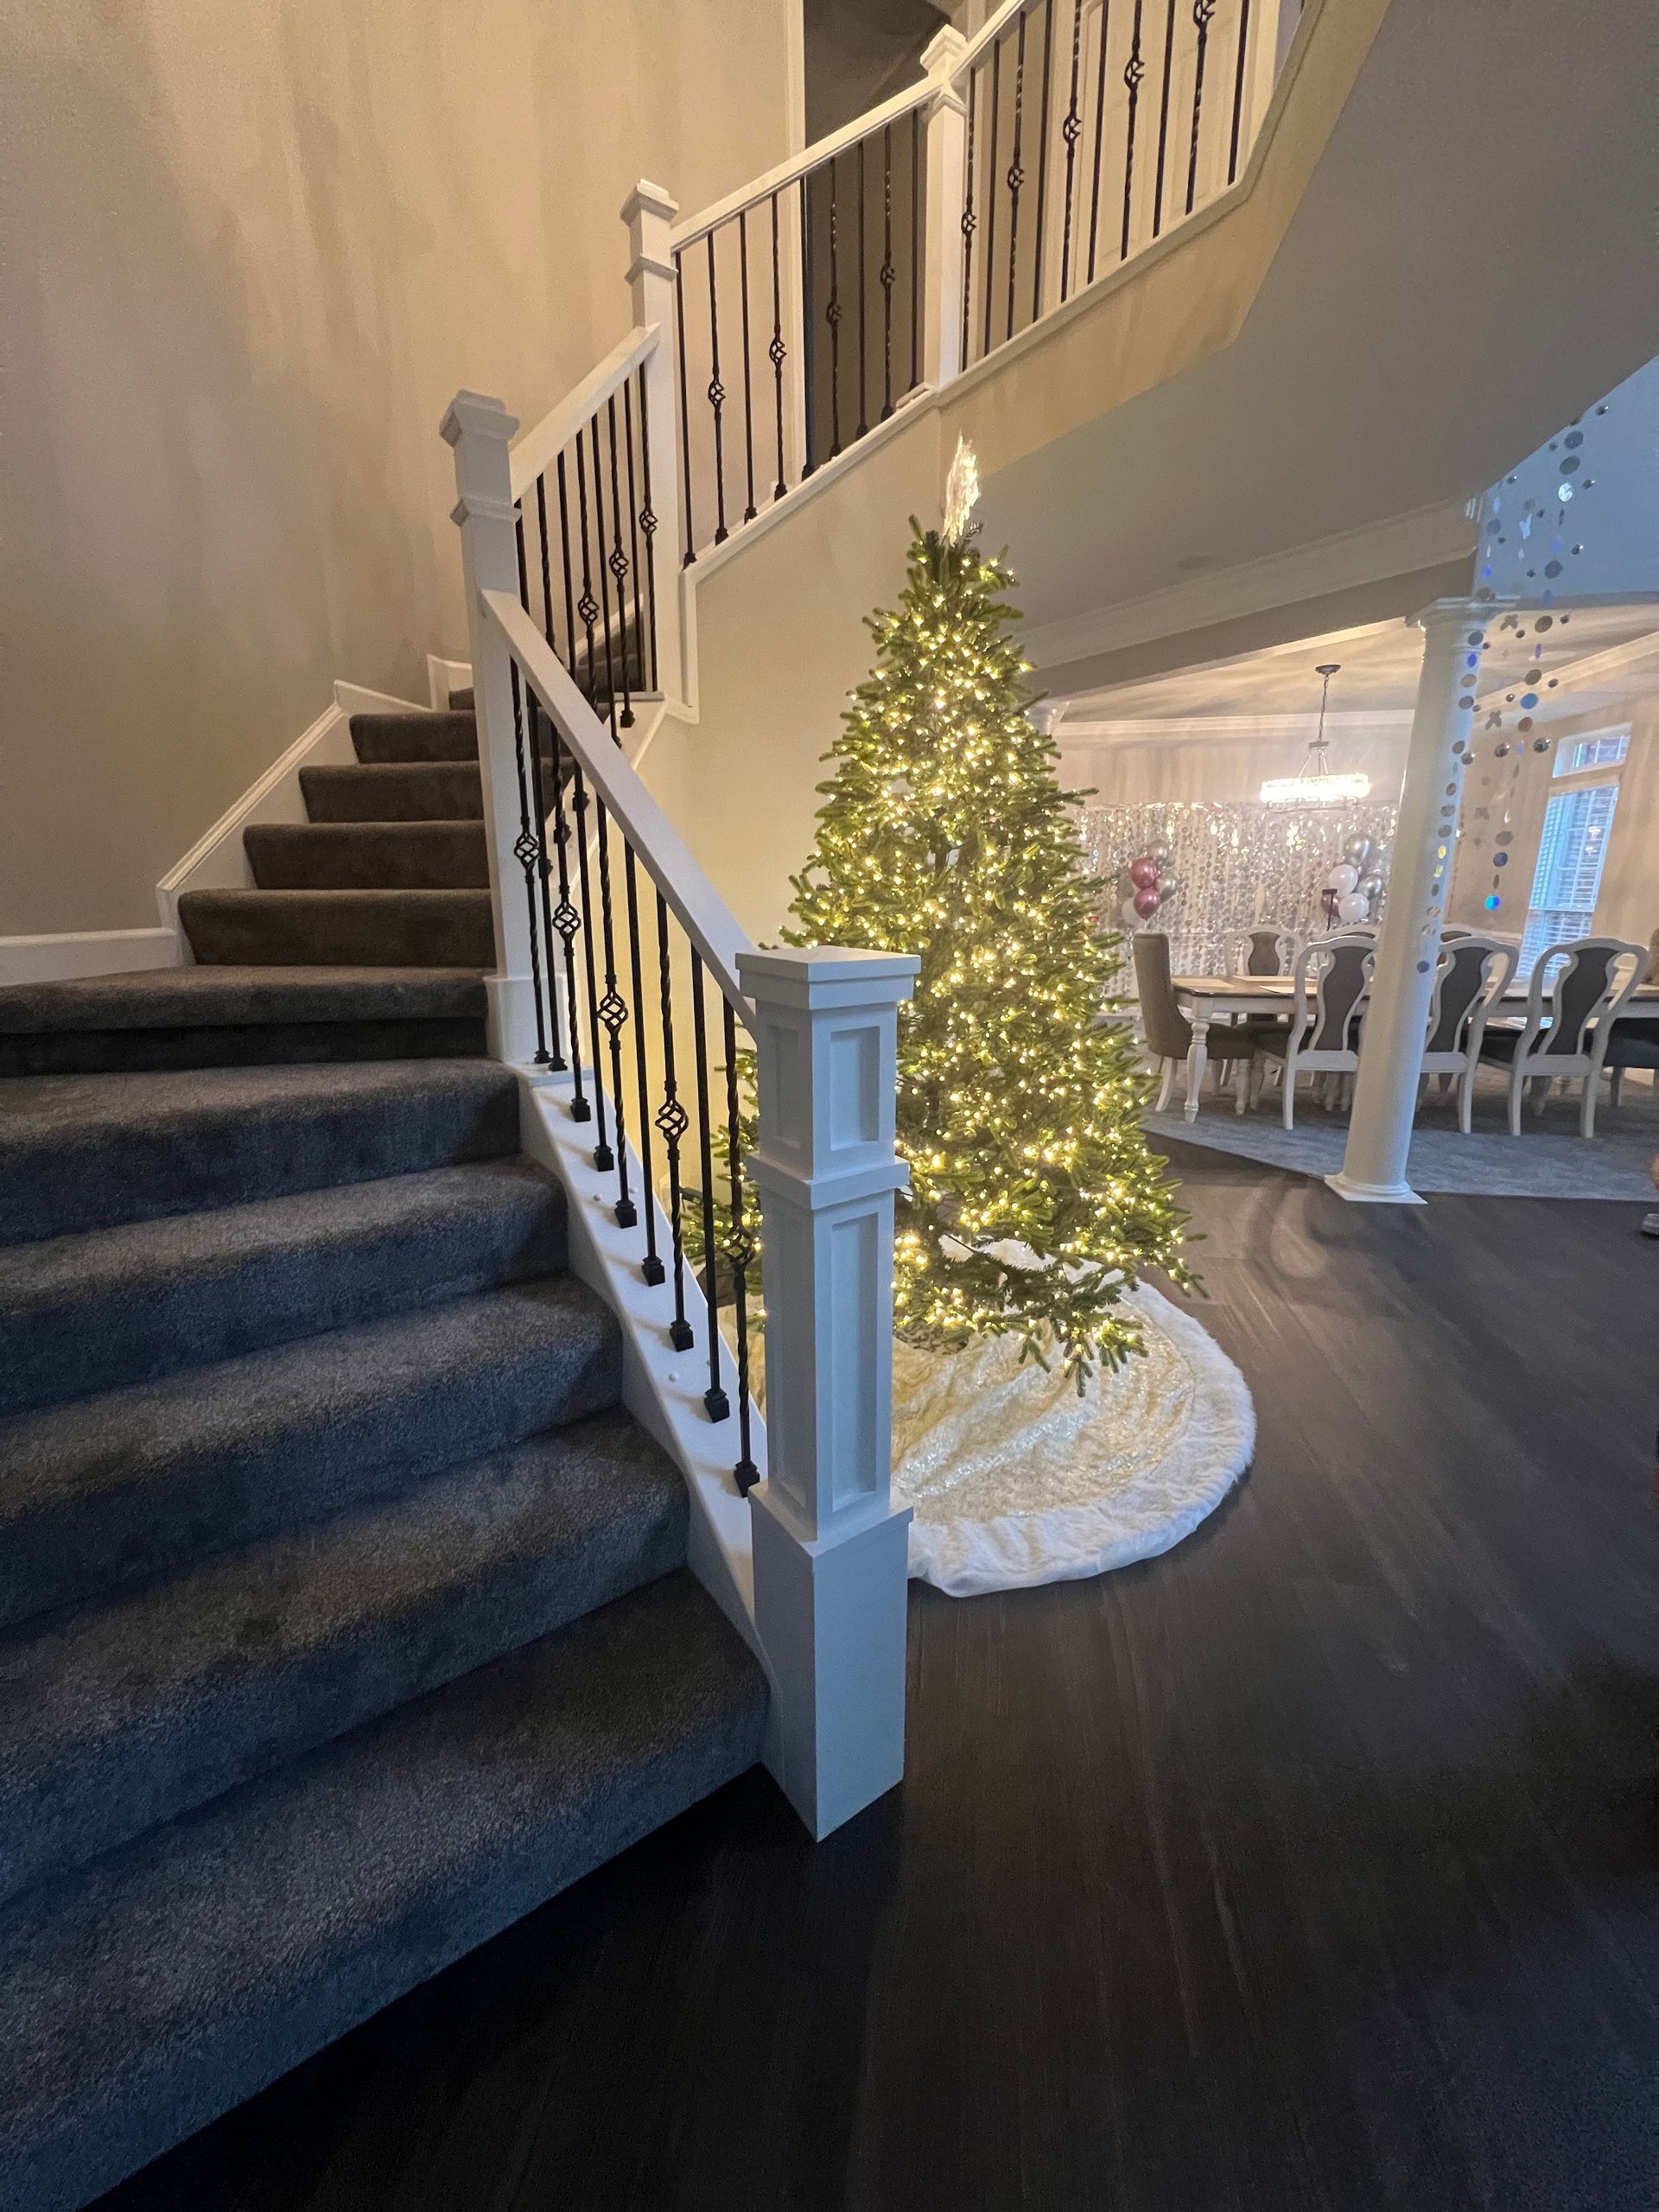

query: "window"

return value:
[1519, 781, 1619, 976]
[1553, 728, 1629, 777]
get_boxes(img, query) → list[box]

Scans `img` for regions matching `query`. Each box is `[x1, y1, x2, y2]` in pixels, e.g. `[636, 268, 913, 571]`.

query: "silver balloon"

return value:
[1343, 837, 1371, 867]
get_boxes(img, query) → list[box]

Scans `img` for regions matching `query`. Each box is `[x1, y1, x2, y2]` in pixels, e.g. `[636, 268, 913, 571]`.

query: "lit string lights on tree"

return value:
[780, 435, 1190, 1384]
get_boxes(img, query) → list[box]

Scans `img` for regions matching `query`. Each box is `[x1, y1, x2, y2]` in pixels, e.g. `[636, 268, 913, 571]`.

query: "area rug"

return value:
[888, 1284, 1255, 1597]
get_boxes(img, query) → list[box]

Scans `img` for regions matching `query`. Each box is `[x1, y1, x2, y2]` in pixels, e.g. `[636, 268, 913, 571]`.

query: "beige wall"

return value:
[0, 0, 800, 935]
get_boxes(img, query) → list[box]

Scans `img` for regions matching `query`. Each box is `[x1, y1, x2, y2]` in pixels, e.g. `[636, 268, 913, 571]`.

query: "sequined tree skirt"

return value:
[889, 1284, 1254, 1595]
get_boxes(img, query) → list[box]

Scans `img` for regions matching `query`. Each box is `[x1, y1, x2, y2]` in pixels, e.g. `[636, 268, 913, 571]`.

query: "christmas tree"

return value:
[781, 441, 1190, 1385]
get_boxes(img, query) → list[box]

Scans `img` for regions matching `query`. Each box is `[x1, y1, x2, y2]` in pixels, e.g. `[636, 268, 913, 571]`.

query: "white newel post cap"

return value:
[439, 389, 518, 451]
[921, 24, 968, 77]
[623, 179, 679, 289]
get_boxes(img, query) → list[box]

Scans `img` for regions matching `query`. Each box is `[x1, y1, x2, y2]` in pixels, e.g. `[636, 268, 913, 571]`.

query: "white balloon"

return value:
[1326, 863, 1359, 894]
[1119, 895, 1142, 929]
[1336, 891, 1369, 924]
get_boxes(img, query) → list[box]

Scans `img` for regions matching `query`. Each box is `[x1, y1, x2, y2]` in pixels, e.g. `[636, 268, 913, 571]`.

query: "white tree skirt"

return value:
[889, 1284, 1255, 1596]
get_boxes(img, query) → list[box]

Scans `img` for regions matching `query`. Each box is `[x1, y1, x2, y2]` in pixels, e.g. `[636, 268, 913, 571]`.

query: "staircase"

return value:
[0, 699, 767, 2212]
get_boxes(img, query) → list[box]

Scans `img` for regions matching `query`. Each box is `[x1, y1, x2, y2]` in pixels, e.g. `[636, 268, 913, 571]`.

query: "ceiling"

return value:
[1054, 606, 1659, 738]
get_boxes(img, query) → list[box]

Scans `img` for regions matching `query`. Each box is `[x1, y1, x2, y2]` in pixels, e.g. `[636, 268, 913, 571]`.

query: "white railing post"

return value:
[441, 390, 541, 1065]
[622, 181, 688, 702]
[738, 945, 919, 1840]
[1330, 601, 1483, 1205]
[921, 27, 969, 391]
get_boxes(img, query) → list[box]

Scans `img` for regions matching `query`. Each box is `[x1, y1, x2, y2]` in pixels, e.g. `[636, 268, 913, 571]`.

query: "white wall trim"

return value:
[0, 928, 180, 988]
[1025, 500, 1477, 675]
[426, 653, 471, 708]
[1058, 707, 1415, 743]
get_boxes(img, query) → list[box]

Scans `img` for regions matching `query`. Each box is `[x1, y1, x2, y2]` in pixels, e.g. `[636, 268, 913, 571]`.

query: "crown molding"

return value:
[1056, 709, 1414, 745]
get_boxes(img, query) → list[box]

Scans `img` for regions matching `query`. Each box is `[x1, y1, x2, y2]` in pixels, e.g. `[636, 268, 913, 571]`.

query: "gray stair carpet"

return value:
[0, 705, 768, 2212]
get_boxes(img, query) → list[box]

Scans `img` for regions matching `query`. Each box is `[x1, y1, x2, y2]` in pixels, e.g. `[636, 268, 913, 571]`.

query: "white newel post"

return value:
[739, 946, 919, 1840]
[622, 181, 688, 702]
[1331, 601, 1484, 1205]
[441, 390, 538, 1065]
[921, 28, 969, 392]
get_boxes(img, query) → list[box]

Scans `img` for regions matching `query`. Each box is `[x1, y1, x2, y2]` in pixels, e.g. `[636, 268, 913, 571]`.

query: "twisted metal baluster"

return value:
[674, 250, 696, 565]
[1058, 0, 1084, 300]
[1185, 0, 1217, 213]
[527, 486, 568, 1066]
[569, 766, 612, 1169]
[1122, 0, 1147, 261]
[574, 431, 601, 708]
[1005, 11, 1026, 346]
[706, 233, 729, 544]
[737, 208, 758, 522]
[768, 192, 788, 499]
[546, 728, 589, 1122]
[1087, 0, 1112, 283]
[909, 109, 922, 391]
[504, 652, 551, 1068]
[654, 891, 694, 1350]
[855, 136, 869, 438]
[601, 399, 632, 728]
[690, 951, 728, 1421]
[1031, 0, 1055, 324]
[621, 842, 662, 1282]
[621, 382, 645, 699]
[635, 369, 661, 693]
[591, 793, 633, 1222]
[825, 155, 843, 458]
[799, 177, 818, 479]
[721, 996, 759, 1493]
[1228, 0, 1253, 183]
[1152, 0, 1177, 238]
[879, 123, 895, 421]
[982, 38, 1001, 359]
[960, 63, 979, 367]
[555, 450, 580, 677]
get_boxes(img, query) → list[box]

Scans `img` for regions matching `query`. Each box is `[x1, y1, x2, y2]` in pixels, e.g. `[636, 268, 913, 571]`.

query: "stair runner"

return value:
[0, 700, 766, 2212]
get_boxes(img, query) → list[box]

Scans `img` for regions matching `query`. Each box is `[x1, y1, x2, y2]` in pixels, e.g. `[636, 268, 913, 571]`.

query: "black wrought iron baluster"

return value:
[909, 110, 922, 392]
[621, 844, 661, 1282]
[673, 251, 696, 566]
[1152, 0, 1177, 238]
[1058, 0, 1084, 299]
[855, 137, 869, 439]
[569, 765, 612, 1168]
[654, 891, 694, 1349]
[960, 64, 979, 367]
[634, 370, 661, 693]
[879, 124, 895, 421]
[768, 193, 788, 498]
[556, 450, 579, 677]
[1185, 0, 1217, 213]
[622, 381, 645, 698]
[1031, 0, 1055, 324]
[528, 481, 568, 1066]
[1122, 0, 1146, 261]
[737, 208, 758, 523]
[982, 38, 1001, 359]
[573, 431, 601, 710]
[690, 951, 728, 1422]
[601, 401, 632, 729]
[721, 995, 759, 1493]
[1005, 11, 1027, 346]
[1227, 0, 1252, 182]
[1087, 0, 1112, 283]
[825, 156, 843, 458]
[705, 232, 729, 544]
[591, 796, 635, 1225]
[546, 728, 588, 1122]
[799, 178, 818, 479]
[503, 649, 551, 1069]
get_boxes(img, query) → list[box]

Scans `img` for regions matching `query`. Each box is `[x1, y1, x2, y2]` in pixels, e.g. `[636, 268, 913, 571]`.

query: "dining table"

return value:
[1167, 972, 1659, 1124]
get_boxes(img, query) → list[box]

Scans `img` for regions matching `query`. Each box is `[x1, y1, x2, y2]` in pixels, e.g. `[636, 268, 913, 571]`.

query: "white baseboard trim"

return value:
[427, 654, 471, 709]
[0, 928, 180, 988]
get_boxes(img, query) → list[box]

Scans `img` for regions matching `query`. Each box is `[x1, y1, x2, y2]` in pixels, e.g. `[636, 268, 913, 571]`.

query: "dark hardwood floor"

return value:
[98, 1147, 1659, 2212]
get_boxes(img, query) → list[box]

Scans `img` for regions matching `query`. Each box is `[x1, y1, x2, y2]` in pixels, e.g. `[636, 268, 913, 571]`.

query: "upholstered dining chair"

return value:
[1133, 931, 1262, 1115]
[1478, 936, 1646, 1137]
[1249, 932, 1374, 1130]
[1419, 933, 1517, 1133]
[1224, 925, 1297, 977]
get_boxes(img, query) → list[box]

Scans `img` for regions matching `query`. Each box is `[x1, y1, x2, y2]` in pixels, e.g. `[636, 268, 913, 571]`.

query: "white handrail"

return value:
[481, 588, 753, 1012]
[667, 0, 1026, 254]
[509, 324, 660, 504]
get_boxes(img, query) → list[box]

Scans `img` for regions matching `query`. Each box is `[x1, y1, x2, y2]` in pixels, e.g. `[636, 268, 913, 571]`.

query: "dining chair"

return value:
[1224, 926, 1296, 977]
[1418, 933, 1517, 1133]
[1602, 1014, 1659, 1108]
[1249, 933, 1374, 1130]
[1477, 936, 1646, 1137]
[1133, 931, 1262, 1114]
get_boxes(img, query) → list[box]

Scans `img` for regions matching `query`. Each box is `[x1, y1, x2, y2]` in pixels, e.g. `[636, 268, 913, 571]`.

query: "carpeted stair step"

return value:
[0, 1274, 621, 1630]
[178, 887, 495, 969]
[0, 967, 486, 1077]
[350, 709, 478, 764]
[244, 820, 489, 890]
[300, 760, 482, 822]
[449, 684, 474, 709]
[0, 1408, 688, 1907]
[0, 1568, 766, 2212]
[0, 1158, 565, 1418]
[0, 1059, 520, 1246]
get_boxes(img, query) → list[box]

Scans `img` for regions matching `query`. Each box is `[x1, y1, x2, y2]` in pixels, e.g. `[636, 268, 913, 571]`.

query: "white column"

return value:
[441, 390, 539, 1066]
[920, 27, 969, 391]
[739, 944, 919, 1840]
[1330, 600, 1484, 1204]
[622, 181, 688, 704]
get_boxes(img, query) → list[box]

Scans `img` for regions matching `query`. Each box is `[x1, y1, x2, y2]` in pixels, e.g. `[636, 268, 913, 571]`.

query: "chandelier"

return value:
[1260, 660, 1371, 805]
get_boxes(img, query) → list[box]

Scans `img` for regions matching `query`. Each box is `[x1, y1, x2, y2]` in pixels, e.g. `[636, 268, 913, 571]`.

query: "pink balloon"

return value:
[1128, 859, 1159, 890]
[1133, 887, 1161, 918]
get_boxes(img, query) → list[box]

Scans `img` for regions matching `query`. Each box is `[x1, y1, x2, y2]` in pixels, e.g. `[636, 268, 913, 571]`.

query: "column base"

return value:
[1324, 1172, 1426, 1206]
